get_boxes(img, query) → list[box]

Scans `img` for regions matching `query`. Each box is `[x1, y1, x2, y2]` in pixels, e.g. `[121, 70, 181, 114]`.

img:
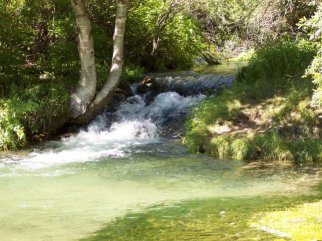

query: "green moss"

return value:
[253, 201, 322, 241]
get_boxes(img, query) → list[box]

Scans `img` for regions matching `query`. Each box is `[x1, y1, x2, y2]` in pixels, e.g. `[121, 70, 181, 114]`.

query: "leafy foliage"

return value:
[0, 0, 321, 151]
[0, 83, 69, 149]
[0, 0, 76, 149]
[0, 0, 209, 149]
[300, 3, 322, 108]
[186, 0, 318, 57]
[125, 0, 207, 70]
[239, 37, 316, 85]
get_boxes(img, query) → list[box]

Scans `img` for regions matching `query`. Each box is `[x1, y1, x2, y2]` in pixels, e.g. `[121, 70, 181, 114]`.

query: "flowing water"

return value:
[0, 66, 321, 241]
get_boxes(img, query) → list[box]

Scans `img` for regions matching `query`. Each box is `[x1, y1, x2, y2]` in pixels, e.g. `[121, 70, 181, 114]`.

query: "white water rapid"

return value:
[0, 92, 205, 171]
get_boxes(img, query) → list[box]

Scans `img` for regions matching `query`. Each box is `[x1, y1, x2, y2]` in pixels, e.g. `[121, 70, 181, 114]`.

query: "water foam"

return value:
[0, 92, 205, 170]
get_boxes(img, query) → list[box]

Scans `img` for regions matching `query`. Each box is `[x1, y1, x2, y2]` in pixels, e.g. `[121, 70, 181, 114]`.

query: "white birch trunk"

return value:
[70, 0, 97, 118]
[73, 0, 128, 124]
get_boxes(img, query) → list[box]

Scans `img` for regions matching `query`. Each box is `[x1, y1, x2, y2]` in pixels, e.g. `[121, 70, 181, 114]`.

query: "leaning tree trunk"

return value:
[70, 0, 128, 124]
[70, 0, 97, 118]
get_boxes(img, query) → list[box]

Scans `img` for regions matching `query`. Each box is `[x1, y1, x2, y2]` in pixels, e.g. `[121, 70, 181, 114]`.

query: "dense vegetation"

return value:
[0, 0, 321, 160]
[184, 1, 322, 163]
[184, 37, 322, 163]
[0, 0, 207, 149]
[1, 1, 321, 240]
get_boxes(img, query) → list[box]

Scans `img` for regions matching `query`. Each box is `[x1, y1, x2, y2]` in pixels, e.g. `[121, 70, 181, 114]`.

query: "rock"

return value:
[118, 80, 133, 97]
[107, 81, 134, 111]
[158, 74, 235, 96]
[136, 76, 167, 103]
[136, 76, 158, 94]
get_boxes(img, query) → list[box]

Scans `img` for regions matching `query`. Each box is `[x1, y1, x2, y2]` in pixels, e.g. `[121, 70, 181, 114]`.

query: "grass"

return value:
[184, 37, 322, 163]
[80, 183, 322, 241]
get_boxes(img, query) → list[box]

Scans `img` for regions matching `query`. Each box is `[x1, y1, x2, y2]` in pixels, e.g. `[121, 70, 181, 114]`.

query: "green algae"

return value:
[81, 183, 322, 241]
[252, 183, 322, 241]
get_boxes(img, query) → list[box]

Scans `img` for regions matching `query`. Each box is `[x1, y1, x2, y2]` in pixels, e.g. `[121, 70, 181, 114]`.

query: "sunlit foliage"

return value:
[300, 3, 322, 108]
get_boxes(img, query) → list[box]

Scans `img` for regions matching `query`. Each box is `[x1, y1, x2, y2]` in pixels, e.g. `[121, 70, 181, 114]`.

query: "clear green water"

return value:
[0, 141, 320, 241]
[0, 64, 320, 241]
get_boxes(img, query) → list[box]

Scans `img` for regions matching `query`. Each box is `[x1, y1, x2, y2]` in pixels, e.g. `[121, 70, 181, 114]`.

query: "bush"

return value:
[121, 64, 145, 83]
[201, 132, 322, 162]
[239, 37, 316, 85]
[299, 4, 322, 108]
[124, 0, 208, 71]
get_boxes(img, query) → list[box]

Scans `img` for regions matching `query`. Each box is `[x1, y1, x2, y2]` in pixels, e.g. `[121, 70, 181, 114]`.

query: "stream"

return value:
[0, 63, 321, 241]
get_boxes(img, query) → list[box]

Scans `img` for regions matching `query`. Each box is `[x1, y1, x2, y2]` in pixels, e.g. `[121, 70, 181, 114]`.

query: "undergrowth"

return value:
[184, 37, 322, 163]
[0, 81, 70, 150]
[0, 60, 145, 150]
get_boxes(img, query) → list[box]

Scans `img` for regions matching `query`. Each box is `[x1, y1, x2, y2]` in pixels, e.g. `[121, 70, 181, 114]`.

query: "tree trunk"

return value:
[70, 0, 97, 118]
[71, 0, 128, 124]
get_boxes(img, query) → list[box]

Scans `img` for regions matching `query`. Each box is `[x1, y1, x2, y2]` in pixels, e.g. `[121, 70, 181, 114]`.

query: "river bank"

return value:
[184, 41, 322, 164]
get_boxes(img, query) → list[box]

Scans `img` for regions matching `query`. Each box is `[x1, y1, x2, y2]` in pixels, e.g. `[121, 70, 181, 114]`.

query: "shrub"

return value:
[299, 4, 322, 108]
[184, 36, 321, 163]
[239, 37, 316, 86]
[0, 83, 69, 150]
[288, 138, 322, 163]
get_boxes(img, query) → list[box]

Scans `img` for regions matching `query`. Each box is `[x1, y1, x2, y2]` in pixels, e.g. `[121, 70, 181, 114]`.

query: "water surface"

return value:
[0, 67, 320, 241]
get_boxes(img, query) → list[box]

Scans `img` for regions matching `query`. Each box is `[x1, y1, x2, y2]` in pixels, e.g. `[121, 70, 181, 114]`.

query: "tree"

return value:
[300, 2, 322, 109]
[70, 0, 129, 124]
[151, 0, 185, 56]
[70, 0, 97, 119]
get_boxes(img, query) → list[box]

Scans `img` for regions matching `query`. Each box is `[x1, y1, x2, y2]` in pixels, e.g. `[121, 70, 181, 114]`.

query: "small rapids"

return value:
[0, 91, 205, 171]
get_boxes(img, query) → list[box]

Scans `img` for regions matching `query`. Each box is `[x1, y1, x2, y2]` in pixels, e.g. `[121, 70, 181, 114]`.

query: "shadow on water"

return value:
[81, 183, 322, 241]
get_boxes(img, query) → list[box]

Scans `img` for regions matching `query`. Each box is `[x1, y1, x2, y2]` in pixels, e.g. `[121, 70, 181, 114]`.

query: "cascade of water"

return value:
[0, 91, 205, 170]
